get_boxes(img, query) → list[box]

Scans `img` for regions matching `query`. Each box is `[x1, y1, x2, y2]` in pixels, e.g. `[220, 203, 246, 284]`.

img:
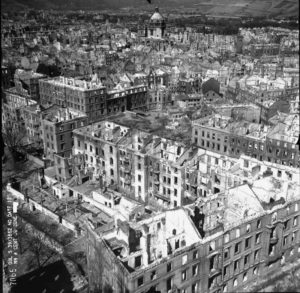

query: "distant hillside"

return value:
[1, 0, 299, 17]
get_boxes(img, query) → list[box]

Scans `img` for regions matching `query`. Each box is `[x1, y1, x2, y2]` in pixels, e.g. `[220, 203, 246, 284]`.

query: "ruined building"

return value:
[86, 174, 300, 293]
[192, 113, 299, 167]
[39, 76, 147, 123]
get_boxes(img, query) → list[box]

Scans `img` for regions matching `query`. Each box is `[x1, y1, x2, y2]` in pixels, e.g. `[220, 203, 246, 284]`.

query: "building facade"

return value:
[39, 76, 107, 123]
[86, 177, 300, 293]
[39, 76, 148, 123]
[41, 106, 88, 160]
[192, 114, 299, 167]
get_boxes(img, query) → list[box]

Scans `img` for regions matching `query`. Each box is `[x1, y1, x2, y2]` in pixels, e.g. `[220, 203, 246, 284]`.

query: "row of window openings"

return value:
[224, 234, 261, 258]
[224, 250, 259, 275]
[81, 143, 114, 154]
[283, 232, 297, 247]
[150, 163, 178, 174]
[284, 217, 298, 229]
[82, 155, 143, 173]
[137, 260, 199, 285]
[270, 158, 298, 168]
[268, 147, 296, 158]
[150, 182, 177, 195]
[224, 221, 261, 244]
[197, 132, 256, 146]
[223, 267, 259, 291]
[137, 276, 198, 293]
[151, 176, 178, 185]
[199, 139, 266, 153]
[46, 142, 68, 150]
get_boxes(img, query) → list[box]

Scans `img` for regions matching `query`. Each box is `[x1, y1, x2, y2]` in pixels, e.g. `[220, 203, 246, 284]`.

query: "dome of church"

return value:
[150, 7, 164, 22]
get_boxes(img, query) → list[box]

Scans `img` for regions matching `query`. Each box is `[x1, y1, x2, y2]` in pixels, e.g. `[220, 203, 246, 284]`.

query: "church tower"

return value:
[147, 7, 166, 39]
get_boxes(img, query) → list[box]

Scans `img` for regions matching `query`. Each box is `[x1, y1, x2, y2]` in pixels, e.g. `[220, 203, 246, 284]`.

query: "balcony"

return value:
[154, 193, 170, 203]
[266, 252, 283, 265]
[270, 236, 278, 245]
[207, 250, 220, 258]
[209, 267, 221, 277]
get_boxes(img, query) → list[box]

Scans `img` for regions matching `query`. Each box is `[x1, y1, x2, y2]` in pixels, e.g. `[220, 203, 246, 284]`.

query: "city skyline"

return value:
[2, 3, 300, 293]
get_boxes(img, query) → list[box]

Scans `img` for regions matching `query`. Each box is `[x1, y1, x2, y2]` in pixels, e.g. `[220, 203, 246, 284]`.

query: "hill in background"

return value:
[1, 0, 299, 17]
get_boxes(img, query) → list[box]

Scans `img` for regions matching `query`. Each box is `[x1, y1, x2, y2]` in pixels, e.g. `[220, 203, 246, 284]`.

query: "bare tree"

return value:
[17, 217, 58, 271]
[2, 124, 27, 158]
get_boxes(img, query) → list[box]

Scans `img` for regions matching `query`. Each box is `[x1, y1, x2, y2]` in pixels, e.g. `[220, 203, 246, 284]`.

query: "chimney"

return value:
[140, 225, 149, 267]
[99, 174, 103, 189]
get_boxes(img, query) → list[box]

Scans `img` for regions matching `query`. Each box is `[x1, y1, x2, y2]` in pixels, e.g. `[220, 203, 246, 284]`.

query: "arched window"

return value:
[172, 229, 176, 235]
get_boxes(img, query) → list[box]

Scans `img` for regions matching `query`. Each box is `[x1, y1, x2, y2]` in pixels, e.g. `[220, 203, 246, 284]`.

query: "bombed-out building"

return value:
[86, 173, 300, 293]
[41, 105, 88, 160]
[39, 75, 148, 123]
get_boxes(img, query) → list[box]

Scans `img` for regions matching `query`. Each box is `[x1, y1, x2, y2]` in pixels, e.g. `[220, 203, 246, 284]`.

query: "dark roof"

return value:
[13, 260, 75, 293]
[267, 99, 290, 119]
[202, 78, 220, 95]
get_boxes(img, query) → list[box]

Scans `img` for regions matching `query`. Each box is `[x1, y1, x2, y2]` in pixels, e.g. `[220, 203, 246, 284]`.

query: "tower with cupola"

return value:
[147, 7, 166, 39]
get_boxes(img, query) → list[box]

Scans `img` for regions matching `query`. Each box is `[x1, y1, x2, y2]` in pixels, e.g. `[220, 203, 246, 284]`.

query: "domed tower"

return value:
[147, 7, 166, 39]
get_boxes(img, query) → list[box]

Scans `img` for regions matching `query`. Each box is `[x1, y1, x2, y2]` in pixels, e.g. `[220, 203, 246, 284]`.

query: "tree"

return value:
[36, 63, 61, 77]
[2, 124, 27, 158]
[18, 219, 57, 270]
[36, 63, 50, 76]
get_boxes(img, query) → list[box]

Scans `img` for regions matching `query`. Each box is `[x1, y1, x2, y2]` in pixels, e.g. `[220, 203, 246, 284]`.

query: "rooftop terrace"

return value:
[43, 105, 87, 123]
[73, 120, 130, 144]
[193, 114, 269, 139]
[42, 75, 105, 91]
[102, 208, 202, 273]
